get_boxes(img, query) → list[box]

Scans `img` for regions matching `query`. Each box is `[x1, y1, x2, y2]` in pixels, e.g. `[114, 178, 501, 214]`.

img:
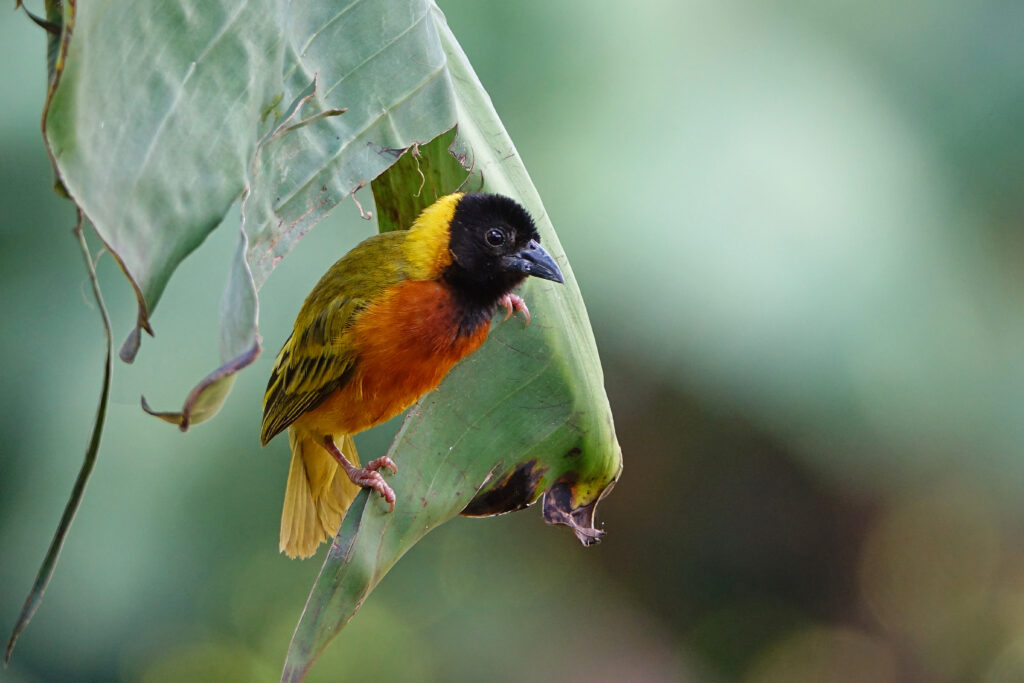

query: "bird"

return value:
[260, 192, 565, 558]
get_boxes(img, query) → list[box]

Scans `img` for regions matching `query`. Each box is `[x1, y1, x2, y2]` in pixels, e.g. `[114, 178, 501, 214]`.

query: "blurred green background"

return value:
[3, 1, 1024, 681]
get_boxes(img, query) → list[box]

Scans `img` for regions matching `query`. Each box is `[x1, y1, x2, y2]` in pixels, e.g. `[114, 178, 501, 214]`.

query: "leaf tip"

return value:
[542, 479, 617, 547]
[140, 395, 187, 429]
[118, 326, 142, 363]
[4, 631, 16, 667]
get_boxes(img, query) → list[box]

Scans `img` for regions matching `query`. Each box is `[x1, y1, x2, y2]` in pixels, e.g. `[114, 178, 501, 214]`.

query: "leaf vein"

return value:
[119, 0, 252, 225]
[322, 8, 430, 98]
[297, 0, 361, 58]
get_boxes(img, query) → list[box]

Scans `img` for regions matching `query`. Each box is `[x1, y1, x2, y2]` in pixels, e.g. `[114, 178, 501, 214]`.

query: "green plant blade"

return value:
[369, 126, 471, 233]
[281, 7, 621, 681]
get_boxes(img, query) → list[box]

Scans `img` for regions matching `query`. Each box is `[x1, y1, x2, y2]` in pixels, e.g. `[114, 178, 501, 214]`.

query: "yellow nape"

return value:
[402, 192, 463, 281]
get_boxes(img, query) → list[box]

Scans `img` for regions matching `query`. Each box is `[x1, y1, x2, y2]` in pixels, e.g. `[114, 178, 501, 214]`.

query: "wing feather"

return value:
[261, 297, 362, 444]
[260, 231, 410, 445]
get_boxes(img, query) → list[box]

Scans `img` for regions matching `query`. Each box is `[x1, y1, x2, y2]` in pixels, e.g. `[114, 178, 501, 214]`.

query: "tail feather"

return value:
[279, 430, 361, 558]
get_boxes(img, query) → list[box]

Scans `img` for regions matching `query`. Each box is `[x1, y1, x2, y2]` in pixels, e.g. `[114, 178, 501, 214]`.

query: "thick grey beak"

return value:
[503, 239, 564, 283]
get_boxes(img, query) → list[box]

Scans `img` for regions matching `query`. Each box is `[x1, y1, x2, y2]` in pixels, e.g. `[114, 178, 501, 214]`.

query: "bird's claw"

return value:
[498, 293, 531, 326]
[350, 467, 396, 512]
[366, 456, 398, 475]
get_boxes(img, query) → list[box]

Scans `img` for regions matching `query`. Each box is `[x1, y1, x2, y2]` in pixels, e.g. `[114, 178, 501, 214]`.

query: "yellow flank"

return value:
[402, 193, 462, 280]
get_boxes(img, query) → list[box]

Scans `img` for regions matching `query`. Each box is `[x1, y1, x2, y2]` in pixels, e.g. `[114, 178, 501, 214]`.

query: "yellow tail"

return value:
[279, 430, 361, 558]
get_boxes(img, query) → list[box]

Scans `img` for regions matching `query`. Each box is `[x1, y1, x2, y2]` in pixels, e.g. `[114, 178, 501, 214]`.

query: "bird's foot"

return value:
[323, 437, 397, 512]
[347, 467, 396, 512]
[498, 293, 530, 325]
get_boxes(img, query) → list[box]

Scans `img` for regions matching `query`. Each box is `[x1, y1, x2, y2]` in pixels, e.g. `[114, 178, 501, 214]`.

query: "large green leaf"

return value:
[45, 0, 282, 358]
[281, 9, 621, 681]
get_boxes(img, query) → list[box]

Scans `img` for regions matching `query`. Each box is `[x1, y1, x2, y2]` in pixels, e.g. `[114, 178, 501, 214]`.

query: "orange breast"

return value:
[296, 279, 489, 437]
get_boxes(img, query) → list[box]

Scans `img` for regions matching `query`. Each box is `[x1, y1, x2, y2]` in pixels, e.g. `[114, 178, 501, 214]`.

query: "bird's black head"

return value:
[444, 193, 564, 310]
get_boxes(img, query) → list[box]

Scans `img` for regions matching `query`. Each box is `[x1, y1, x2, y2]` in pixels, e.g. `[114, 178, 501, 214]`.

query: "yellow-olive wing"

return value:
[260, 232, 409, 444]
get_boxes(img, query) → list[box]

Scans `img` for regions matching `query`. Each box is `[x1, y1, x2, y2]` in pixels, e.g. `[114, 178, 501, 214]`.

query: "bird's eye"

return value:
[485, 229, 506, 247]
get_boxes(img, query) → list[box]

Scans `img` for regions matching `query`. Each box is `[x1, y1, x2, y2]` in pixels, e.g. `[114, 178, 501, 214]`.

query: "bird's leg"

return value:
[498, 292, 530, 325]
[322, 437, 396, 512]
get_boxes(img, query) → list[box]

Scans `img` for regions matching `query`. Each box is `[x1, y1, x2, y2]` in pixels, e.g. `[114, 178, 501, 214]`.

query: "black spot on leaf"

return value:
[462, 460, 546, 517]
